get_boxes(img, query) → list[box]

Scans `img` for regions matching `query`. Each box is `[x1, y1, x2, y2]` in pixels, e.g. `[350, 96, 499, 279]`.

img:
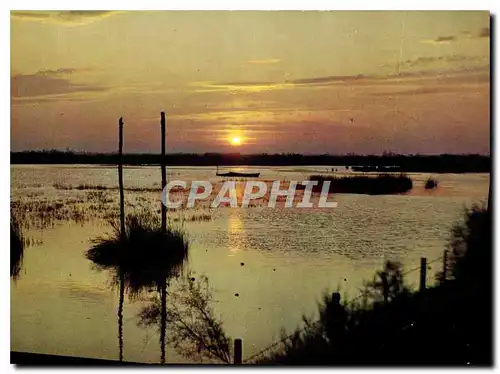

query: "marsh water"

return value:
[10, 165, 489, 363]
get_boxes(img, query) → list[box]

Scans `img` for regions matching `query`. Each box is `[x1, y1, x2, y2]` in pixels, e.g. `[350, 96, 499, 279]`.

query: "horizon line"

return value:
[10, 150, 491, 157]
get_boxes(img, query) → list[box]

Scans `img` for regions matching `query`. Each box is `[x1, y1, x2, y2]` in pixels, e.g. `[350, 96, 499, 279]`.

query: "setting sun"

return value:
[229, 136, 242, 146]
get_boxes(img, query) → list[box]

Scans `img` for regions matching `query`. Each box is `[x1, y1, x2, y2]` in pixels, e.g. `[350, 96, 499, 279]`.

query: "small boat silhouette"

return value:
[216, 166, 260, 178]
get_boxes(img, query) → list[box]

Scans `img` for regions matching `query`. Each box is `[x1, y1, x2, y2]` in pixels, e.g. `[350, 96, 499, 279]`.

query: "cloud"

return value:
[11, 94, 96, 106]
[289, 75, 366, 85]
[11, 11, 119, 25]
[478, 27, 490, 38]
[421, 35, 457, 45]
[246, 58, 280, 65]
[401, 54, 486, 68]
[36, 67, 95, 76]
[191, 66, 489, 94]
[169, 109, 360, 130]
[421, 26, 490, 45]
[191, 74, 370, 93]
[11, 69, 106, 98]
[368, 87, 456, 97]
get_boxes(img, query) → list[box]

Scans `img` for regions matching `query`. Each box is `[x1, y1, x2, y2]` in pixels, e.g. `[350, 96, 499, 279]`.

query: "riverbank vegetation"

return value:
[11, 150, 490, 173]
[304, 174, 413, 195]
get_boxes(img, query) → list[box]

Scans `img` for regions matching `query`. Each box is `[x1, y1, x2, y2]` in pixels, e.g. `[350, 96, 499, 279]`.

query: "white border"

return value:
[4, 2, 498, 374]
[4, 1, 498, 10]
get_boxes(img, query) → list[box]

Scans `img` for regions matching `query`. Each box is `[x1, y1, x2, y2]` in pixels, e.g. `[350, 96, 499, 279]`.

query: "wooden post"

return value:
[234, 338, 242, 364]
[118, 117, 125, 240]
[487, 167, 492, 216]
[442, 250, 448, 281]
[381, 272, 389, 303]
[419, 257, 427, 291]
[160, 280, 167, 364]
[160, 112, 167, 234]
[118, 117, 125, 362]
[332, 292, 341, 306]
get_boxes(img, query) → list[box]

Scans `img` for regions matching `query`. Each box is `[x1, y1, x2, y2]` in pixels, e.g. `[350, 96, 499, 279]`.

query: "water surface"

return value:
[11, 165, 489, 363]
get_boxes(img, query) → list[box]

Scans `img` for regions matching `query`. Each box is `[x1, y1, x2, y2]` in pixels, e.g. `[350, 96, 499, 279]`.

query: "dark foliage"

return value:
[424, 178, 439, 190]
[446, 204, 491, 287]
[138, 274, 232, 364]
[10, 214, 24, 279]
[304, 174, 413, 195]
[363, 260, 411, 303]
[11, 150, 490, 173]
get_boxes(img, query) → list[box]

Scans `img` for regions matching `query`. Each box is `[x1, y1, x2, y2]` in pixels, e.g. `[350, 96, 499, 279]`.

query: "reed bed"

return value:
[53, 182, 169, 193]
[10, 213, 24, 279]
[303, 174, 413, 195]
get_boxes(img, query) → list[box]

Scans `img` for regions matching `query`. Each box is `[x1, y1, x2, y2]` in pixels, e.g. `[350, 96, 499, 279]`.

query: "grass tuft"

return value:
[86, 213, 189, 296]
[424, 178, 438, 190]
[10, 213, 24, 280]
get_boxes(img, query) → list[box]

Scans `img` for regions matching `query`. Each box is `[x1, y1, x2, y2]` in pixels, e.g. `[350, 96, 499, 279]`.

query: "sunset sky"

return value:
[11, 11, 490, 154]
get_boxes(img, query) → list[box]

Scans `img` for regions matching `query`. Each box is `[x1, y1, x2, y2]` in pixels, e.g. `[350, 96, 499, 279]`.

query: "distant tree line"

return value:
[10, 150, 490, 173]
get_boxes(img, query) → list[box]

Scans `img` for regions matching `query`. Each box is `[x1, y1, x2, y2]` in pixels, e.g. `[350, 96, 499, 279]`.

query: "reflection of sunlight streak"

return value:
[227, 212, 244, 255]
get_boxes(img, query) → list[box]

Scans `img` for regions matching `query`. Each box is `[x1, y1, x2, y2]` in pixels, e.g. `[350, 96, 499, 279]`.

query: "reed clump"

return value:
[303, 174, 413, 195]
[424, 178, 438, 190]
[10, 213, 24, 279]
[86, 213, 189, 295]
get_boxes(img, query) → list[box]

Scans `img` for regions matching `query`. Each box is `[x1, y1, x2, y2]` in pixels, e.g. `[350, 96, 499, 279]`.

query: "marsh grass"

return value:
[53, 182, 176, 193]
[10, 213, 24, 279]
[187, 212, 212, 222]
[174, 209, 213, 223]
[11, 200, 88, 230]
[11, 192, 211, 231]
[303, 174, 413, 195]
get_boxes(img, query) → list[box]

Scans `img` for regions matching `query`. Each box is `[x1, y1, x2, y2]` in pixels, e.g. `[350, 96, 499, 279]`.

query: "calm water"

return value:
[10, 165, 489, 363]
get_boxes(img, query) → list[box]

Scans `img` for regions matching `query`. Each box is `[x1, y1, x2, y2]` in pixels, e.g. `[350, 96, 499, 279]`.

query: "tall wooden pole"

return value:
[419, 257, 427, 292]
[118, 117, 125, 362]
[234, 338, 242, 364]
[161, 112, 167, 234]
[488, 168, 492, 216]
[160, 112, 167, 363]
[160, 280, 167, 364]
[119, 117, 125, 239]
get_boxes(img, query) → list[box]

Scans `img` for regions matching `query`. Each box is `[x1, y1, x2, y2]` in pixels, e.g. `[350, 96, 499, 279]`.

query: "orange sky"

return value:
[11, 11, 490, 154]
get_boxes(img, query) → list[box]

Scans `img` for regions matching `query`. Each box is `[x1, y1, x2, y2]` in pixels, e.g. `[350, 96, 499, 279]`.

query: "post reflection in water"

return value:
[85, 214, 189, 364]
[117, 269, 125, 362]
[138, 273, 232, 364]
